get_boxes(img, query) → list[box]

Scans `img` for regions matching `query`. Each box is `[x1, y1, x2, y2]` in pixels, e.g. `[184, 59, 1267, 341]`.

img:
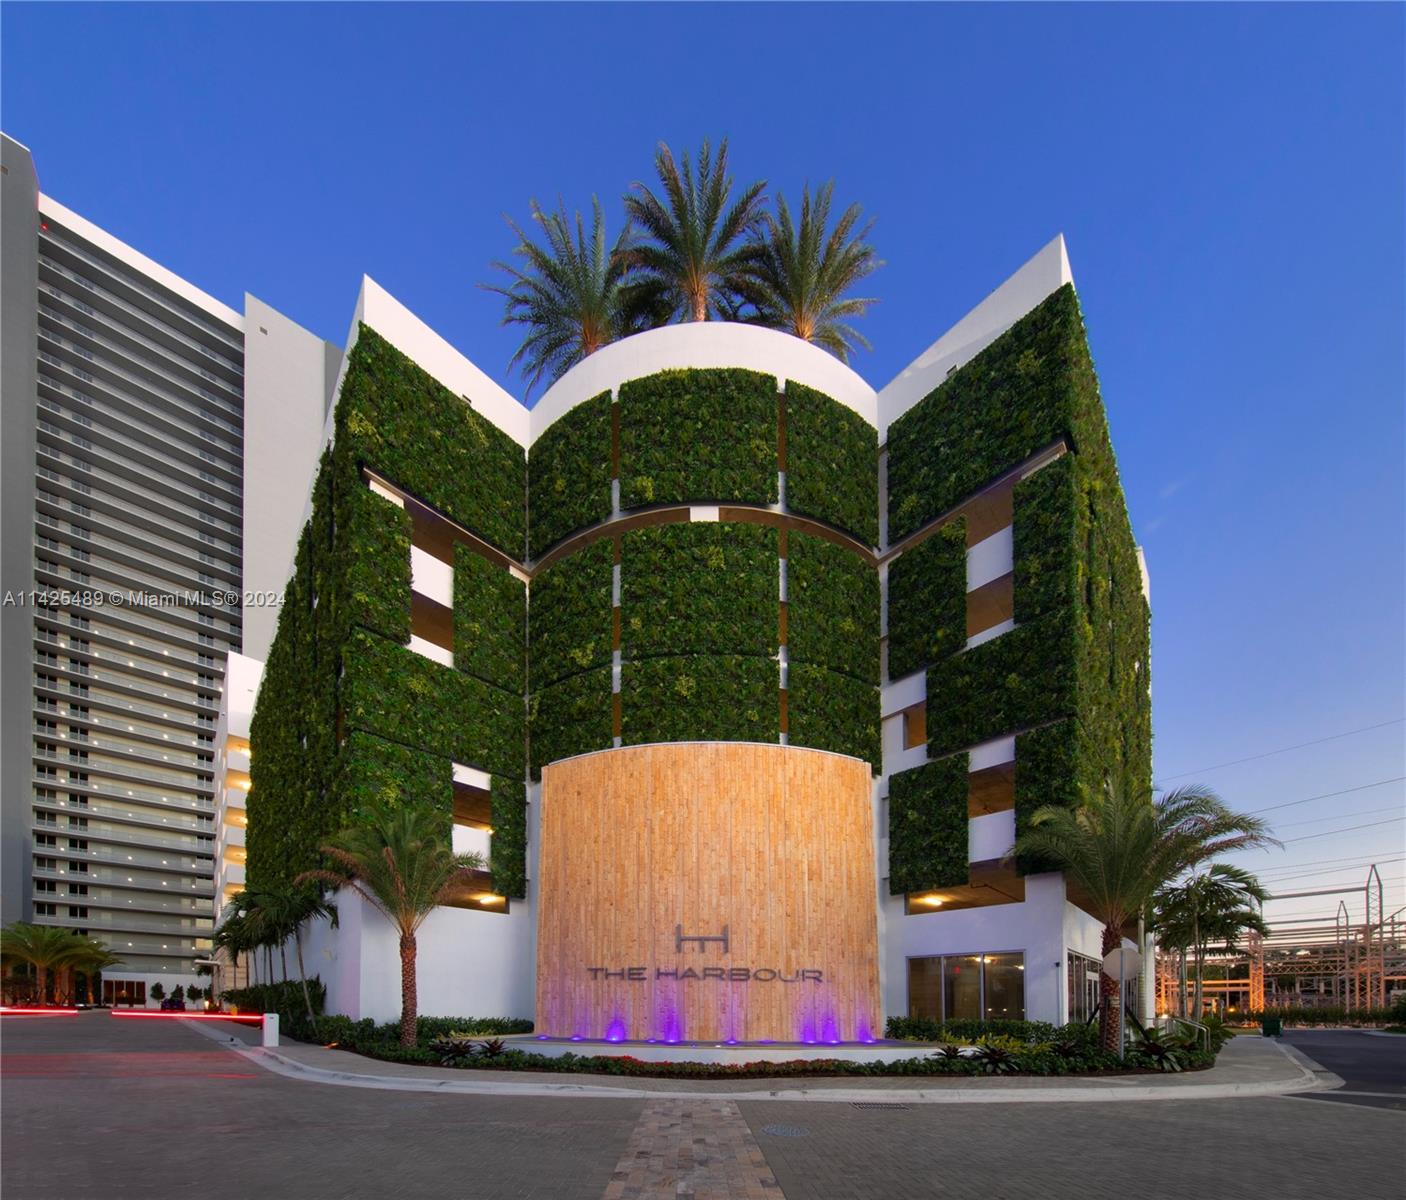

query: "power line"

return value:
[1279, 816, 1404, 844]
[1270, 804, 1405, 830]
[1155, 718, 1404, 783]
[1253, 852, 1405, 873]
[1255, 859, 1405, 884]
[1245, 777, 1404, 816]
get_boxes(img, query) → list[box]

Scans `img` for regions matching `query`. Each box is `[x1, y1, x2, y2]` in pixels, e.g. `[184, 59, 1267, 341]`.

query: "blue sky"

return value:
[4, 3, 1402, 926]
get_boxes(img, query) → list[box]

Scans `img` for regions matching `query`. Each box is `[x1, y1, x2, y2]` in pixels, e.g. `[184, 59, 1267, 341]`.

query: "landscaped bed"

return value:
[270, 1011, 1228, 1080]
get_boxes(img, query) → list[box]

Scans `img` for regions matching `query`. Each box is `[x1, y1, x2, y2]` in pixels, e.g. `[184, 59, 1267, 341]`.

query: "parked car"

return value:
[159, 997, 187, 1012]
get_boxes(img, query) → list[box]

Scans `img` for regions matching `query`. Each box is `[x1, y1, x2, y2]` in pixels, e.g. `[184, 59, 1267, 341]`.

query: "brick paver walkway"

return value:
[603, 1099, 783, 1199]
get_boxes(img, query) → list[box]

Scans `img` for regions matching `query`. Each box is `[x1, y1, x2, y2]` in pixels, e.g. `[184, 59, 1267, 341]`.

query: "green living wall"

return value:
[620, 523, 777, 660]
[528, 390, 613, 557]
[883, 285, 1149, 894]
[884, 521, 966, 680]
[887, 756, 969, 895]
[337, 325, 526, 556]
[784, 382, 879, 545]
[529, 540, 614, 689]
[618, 368, 778, 508]
[887, 285, 1098, 544]
[621, 654, 779, 746]
[248, 327, 529, 898]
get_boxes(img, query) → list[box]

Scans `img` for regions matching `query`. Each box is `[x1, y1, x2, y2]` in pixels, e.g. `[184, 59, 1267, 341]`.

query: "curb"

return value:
[178, 1019, 1337, 1105]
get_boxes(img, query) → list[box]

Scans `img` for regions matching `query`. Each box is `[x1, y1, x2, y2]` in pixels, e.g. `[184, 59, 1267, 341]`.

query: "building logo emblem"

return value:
[585, 921, 824, 983]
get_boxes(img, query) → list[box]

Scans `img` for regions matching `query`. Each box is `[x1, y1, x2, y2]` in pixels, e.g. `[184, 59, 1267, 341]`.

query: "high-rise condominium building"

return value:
[1, 133, 333, 997]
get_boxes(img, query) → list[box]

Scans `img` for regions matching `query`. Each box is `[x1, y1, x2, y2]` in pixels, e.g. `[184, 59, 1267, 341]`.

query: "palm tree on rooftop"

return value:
[1011, 783, 1278, 1053]
[624, 137, 768, 323]
[741, 181, 881, 361]
[484, 196, 648, 396]
[296, 805, 486, 1047]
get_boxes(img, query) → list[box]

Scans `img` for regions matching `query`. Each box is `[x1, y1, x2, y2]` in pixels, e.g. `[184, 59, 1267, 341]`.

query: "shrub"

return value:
[223, 979, 326, 1019]
[884, 1016, 1060, 1044]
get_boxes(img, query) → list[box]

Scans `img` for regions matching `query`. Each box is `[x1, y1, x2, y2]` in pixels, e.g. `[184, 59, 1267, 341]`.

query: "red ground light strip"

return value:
[109, 1010, 264, 1023]
[0, 1007, 79, 1016]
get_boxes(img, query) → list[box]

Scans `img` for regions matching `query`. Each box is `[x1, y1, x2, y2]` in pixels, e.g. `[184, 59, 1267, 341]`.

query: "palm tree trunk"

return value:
[280, 941, 288, 983]
[1178, 948, 1188, 1018]
[36, 964, 48, 1006]
[1194, 941, 1206, 1016]
[1190, 904, 1202, 1016]
[398, 934, 418, 1048]
[294, 924, 315, 1025]
[1099, 924, 1122, 1055]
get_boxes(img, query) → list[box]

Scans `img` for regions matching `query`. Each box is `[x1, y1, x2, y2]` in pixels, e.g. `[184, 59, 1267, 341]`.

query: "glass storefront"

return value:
[908, 952, 1025, 1022]
[1068, 951, 1141, 1026]
[102, 980, 145, 1006]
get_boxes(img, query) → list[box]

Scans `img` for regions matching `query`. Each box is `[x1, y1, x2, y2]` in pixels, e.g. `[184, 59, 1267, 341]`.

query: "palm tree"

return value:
[741, 181, 881, 361]
[1154, 864, 1268, 1017]
[214, 900, 261, 993]
[484, 197, 647, 396]
[295, 806, 485, 1047]
[1012, 784, 1278, 1053]
[0, 922, 88, 1005]
[625, 138, 767, 323]
[74, 940, 123, 1007]
[252, 885, 338, 1023]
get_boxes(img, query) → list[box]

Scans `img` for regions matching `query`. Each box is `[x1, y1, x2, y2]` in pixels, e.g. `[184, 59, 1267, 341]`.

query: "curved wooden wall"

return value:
[535, 742, 881, 1043]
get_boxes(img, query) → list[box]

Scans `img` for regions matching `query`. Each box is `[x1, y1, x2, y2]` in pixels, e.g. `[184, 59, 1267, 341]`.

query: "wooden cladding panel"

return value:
[535, 743, 881, 1042]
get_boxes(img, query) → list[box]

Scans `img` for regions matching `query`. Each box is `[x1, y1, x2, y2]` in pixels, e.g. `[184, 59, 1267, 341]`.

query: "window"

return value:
[1068, 951, 1139, 1025]
[35, 902, 58, 916]
[907, 951, 1026, 1022]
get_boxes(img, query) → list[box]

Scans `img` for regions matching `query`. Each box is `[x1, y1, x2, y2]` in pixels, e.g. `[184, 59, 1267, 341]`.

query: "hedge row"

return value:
[338, 325, 525, 555]
[621, 522, 777, 661]
[621, 655, 779, 746]
[886, 756, 969, 894]
[528, 390, 613, 557]
[618, 368, 778, 508]
[885, 520, 967, 680]
[784, 381, 879, 545]
[786, 532, 879, 685]
[453, 545, 526, 694]
[222, 978, 326, 1017]
[528, 539, 614, 690]
[887, 284, 1093, 543]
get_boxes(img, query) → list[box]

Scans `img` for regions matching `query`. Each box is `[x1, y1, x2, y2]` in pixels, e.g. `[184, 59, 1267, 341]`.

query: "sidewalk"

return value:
[182, 1019, 1340, 1104]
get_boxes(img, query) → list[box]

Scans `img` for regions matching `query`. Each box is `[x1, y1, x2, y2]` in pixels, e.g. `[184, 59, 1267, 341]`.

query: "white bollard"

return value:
[262, 1012, 279, 1048]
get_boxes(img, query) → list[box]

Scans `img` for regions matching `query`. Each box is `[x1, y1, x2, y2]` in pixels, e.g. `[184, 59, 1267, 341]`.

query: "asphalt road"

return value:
[1282, 1028, 1406, 1111]
[2, 1013, 1402, 1200]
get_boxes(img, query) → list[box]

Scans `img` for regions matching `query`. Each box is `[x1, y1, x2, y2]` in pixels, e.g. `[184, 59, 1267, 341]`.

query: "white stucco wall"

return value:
[876, 234, 1073, 442]
[298, 891, 536, 1024]
[531, 321, 878, 441]
[241, 296, 339, 660]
